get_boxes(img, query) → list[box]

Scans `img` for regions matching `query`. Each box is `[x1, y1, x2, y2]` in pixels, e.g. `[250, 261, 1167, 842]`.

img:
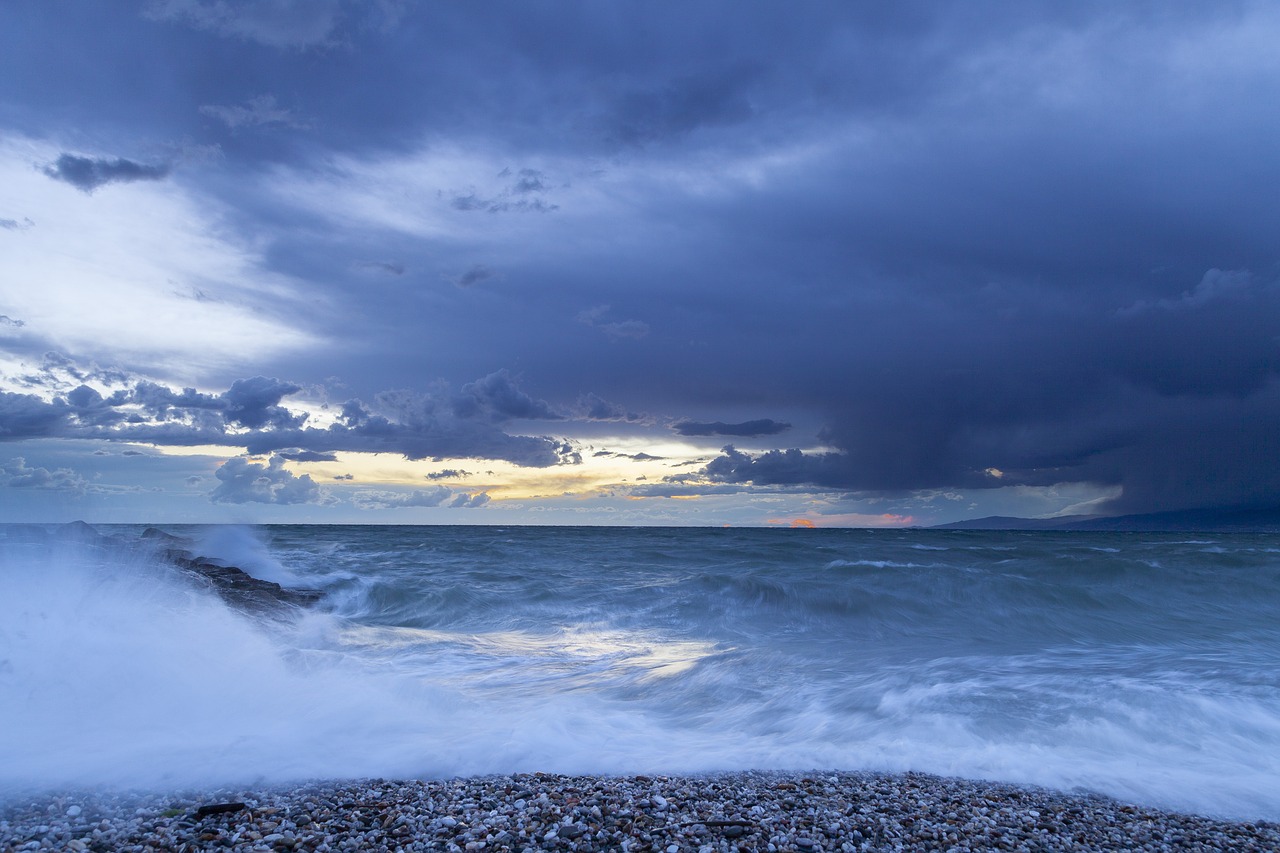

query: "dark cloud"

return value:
[699, 445, 845, 489]
[0, 217, 34, 231]
[451, 169, 560, 214]
[210, 454, 323, 504]
[452, 370, 563, 422]
[595, 450, 667, 462]
[64, 385, 128, 428]
[0, 392, 69, 438]
[673, 419, 791, 438]
[125, 381, 223, 423]
[426, 469, 471, 480]
[0, 315, 27, 328]
[248, 398, 570, 467]
[221, 376, 306, 429]
[601, 68, 758, 147]
[8, 3, 1280, 521]
[257, 419, 565, 469]
[511, 171, 546, 194]
[452, 264, 495, 288]
[691, 292, 1280, 514]
[450, 194, 486, 212]
[0, 371, 574, 470]
[575, 393, 645, 422]
[42, 154, 170, 193]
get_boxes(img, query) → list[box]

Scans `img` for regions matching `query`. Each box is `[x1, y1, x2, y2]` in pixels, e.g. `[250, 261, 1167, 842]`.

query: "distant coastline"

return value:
[931, 505, 1280, 532]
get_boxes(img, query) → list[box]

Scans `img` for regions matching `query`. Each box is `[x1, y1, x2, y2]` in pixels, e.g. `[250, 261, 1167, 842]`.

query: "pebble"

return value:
[2, 770, 1277, 851]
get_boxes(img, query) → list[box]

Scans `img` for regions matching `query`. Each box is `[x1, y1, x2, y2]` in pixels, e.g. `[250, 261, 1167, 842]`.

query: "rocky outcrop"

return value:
[5, 522, 323, 616]
[136, 527, 324, 614]
[150, 542, 324, 614]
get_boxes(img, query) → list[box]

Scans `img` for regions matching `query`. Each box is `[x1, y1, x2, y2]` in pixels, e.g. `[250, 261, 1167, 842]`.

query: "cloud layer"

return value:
[3, 3, 1280, 522]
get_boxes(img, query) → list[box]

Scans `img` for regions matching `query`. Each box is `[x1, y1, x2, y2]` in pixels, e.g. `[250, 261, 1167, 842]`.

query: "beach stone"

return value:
[4, 771, 1280, 852]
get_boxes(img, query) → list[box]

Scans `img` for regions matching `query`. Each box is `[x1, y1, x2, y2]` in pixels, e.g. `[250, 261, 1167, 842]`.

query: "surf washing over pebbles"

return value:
[3, 525, 1280, 821]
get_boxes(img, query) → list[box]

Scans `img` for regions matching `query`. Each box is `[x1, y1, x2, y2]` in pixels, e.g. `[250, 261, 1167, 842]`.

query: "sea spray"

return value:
[3, 524, 1279, 819]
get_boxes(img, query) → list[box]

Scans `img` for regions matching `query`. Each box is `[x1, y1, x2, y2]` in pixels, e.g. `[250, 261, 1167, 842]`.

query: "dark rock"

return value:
[38, 521, 325, 616]
[162, 549, 324, 613]
[58, 520, 105, 540]
[141, 527, 188, 546]
[194, 803, 247, 819]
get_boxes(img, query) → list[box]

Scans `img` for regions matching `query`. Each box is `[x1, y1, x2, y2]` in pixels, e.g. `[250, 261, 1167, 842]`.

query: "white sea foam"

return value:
[190, 524, 304, 587]
[3, 526, 1280, 821]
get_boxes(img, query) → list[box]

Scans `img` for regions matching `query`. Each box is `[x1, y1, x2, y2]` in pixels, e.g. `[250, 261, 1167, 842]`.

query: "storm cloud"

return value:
[0, 372, 575, 470]
[4, 2, 1280, 523]
[42, 154, 170, 192]
[674, 420, 791, 438]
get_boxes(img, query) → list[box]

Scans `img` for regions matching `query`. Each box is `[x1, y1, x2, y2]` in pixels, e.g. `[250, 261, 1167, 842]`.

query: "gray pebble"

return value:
[3, 770, 1277, 852]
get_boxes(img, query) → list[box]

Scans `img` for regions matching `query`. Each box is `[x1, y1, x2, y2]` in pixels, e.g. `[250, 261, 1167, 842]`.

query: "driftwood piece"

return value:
[194, 802, 248, 819]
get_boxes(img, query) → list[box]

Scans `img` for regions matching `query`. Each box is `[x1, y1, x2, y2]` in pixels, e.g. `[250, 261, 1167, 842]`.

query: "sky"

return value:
[1, 1, 1278, 526]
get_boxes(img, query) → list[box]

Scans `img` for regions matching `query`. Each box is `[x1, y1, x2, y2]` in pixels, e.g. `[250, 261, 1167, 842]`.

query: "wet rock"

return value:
[161, 548, 324, 613]
[23, 522, 326, 616]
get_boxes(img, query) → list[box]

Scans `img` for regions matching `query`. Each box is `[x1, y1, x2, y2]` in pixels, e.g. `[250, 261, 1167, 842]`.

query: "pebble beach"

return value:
[3, 771, 1278, 852]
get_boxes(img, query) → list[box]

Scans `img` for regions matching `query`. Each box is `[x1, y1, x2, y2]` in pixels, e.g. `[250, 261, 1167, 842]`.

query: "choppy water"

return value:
[3, 524, 1279, 819]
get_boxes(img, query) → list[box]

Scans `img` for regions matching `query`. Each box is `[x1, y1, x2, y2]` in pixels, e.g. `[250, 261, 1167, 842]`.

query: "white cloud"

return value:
[350, 486, 452, 509]
[0, 457, 90, 493]
[210, 454, 325, 504]
[0, 135, 320, 384]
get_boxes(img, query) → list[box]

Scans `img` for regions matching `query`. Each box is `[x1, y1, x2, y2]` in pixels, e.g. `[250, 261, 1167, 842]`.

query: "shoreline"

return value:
[3, 771, 1277, 851]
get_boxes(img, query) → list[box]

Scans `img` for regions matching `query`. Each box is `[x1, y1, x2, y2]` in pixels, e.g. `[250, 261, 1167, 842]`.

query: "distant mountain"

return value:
[933, 506, 1280, 532]
[931, 515, 1094, 531]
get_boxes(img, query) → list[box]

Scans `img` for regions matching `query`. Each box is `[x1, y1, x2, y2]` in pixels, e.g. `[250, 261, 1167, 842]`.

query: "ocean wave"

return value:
[4, 524, 1280, 819]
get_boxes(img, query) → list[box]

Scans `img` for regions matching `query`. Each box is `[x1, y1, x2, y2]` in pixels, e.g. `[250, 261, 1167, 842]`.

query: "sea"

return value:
[2, 524, 1279, 820]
